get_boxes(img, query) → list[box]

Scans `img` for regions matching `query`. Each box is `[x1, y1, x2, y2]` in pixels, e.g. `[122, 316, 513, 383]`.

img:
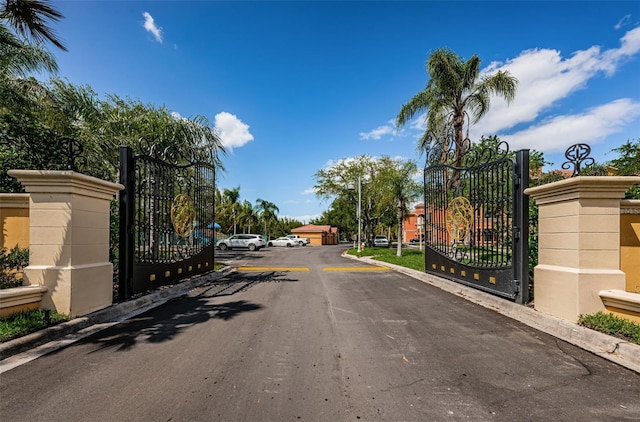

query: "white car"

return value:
[286, 235, 309, 246]
[216, 234, 266, 251]
[267, 237, 295, 247]
[373, 235, 389, 247]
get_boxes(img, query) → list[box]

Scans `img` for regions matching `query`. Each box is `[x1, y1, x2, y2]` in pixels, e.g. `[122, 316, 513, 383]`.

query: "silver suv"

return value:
[373, 235, 389, 247]
[216, 234, 266, 251]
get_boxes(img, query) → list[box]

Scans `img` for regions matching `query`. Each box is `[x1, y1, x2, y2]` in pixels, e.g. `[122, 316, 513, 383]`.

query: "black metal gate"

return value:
[118, 146, 215, 300]
[423, 137, 529, 303]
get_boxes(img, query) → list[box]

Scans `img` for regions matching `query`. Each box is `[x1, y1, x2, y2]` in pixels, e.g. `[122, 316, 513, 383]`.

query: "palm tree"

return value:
[1, 0, 65, 135]
[0, 0, 64, 83]
[255, 198, 279, 239]
[396, 48, 518, 166]
[377, 158, 421, 257]
[238, 200, 258, 233]
[1, 0, 67, 51]
[222, 187, 241, 235]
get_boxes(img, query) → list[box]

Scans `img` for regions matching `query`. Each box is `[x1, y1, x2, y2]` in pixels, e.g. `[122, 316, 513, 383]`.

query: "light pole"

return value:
[348, 176, 363, 252]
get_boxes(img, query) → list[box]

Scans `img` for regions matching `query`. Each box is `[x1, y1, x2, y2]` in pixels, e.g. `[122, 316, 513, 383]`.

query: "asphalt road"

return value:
[1, 245, 639, 421]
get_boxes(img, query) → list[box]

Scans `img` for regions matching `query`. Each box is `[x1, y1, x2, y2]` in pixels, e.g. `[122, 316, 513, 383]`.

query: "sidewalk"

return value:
[2, 257, 639, 375]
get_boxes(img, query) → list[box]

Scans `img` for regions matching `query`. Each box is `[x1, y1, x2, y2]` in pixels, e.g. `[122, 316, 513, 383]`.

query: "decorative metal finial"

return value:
[58, 138, 86, 172]
[562, 143, 595, 177]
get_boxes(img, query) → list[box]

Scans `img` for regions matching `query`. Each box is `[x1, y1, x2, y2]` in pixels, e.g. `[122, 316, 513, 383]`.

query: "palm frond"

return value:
[1, 0, 67, 51]
[0, 38, 57, 76]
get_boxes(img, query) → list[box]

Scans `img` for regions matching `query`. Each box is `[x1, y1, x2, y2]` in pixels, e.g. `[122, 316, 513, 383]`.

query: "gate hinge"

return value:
[514, 280, 521, 294]
[513, 228, 520, 239]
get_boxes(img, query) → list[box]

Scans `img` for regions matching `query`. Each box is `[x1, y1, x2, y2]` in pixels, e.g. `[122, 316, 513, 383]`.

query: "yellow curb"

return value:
[323, 266, 390, 271]
[237, 267, 310, 272]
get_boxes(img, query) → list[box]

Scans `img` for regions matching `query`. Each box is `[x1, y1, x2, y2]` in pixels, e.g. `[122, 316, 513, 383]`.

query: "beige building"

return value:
[291, 224, 338, 246]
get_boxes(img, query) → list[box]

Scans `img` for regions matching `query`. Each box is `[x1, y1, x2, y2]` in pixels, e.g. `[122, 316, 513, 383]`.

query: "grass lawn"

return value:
[347, 246, 425, 271]
[0, 309, 69, 342]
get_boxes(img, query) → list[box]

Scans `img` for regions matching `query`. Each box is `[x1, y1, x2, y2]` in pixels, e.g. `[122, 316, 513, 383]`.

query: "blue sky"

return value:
[51, 1, 640, 222]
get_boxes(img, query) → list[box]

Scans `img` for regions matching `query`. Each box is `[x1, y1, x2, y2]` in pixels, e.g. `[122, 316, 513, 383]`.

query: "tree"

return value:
[1, 0, 64, 99]
[0, 1, 65, 191]
[607, 138, 640, 199]
[221, 187, 240, 234]
[238, 200, 258, 234]
[314, 156, 377, 245]
[314, 155, 421, 246]
[272, 216, 304, 238]
[396, 48, 518, 166]
[376, 157, 421, 256]
[1, 0, 67, 51]
[1, 78, 226, 192]
[310, 196, 357, 241]
[608, 138, 640, 176]
[255, 198, 279, 238]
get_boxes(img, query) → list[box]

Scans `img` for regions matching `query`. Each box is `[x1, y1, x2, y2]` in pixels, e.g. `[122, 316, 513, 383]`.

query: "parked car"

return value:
[373, 235, 389, 247]
[410, 234, 425, 243]
[268, 237, 295, 247]
[286, 234, 310, 246]
[216, 234, 266, 251]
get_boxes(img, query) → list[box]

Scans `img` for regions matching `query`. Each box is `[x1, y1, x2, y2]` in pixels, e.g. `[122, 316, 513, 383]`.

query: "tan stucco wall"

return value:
[525, 176, 640, 323]
[0, 193, 30, 250]
[305, 233, 323, 246]
[8, 170, 123, 317]
[293, 231, 337, 245]
[620, 200, 640, 293]
[605, 307, 640, 324]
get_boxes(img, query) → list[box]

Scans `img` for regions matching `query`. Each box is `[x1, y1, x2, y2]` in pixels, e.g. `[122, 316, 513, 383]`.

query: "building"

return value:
[291, 224, 339, 246]
[402, 203, 425, 243]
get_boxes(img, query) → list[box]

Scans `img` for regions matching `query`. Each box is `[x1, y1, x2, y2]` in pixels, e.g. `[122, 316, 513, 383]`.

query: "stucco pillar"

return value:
[525, 176, 640, 322]
[8, 170, 123, 317]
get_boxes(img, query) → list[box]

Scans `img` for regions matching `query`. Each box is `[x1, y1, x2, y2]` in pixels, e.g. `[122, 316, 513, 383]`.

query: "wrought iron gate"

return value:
[118, 146, 215, 300]
[423, 137, 529, 303]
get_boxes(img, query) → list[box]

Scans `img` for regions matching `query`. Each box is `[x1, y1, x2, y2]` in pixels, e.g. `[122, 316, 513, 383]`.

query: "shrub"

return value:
[0, 246, 29, 289]
[578, 311, 640, 345]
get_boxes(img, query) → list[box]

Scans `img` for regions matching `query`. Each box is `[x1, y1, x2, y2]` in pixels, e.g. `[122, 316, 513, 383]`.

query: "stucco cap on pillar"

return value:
[0, 193, 30, 208]
[524, 176, 640, 205]
[7, 170, 124, 198]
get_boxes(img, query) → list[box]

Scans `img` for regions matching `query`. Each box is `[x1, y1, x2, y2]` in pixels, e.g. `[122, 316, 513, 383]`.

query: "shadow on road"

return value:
[84, 270, 296, 353]
[202, 270, 299, 297]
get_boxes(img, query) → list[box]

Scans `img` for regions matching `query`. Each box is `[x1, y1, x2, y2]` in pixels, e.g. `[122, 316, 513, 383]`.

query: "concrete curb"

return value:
[0, 268, 232, 361]
[343, 253, 640, 374]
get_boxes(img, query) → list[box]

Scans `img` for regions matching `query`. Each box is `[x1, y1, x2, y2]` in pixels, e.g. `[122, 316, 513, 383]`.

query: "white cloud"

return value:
[409, 114, 427, 133]
[302, 188, 316, 195]
[501, 98, 640, 153]
[391, 28, 640, 156]
[142, 12, 163, 43]
[322, 157, 357, 170]
[471, 26, 640, 140]
[360, 121, 394, 140]
[214, 112, 254, 150]
[614, 14, 632, 30]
